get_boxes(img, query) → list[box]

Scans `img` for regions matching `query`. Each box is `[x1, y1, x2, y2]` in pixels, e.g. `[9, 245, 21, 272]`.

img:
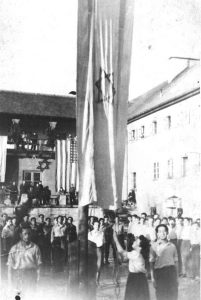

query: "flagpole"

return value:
[78, 204, 89, 299]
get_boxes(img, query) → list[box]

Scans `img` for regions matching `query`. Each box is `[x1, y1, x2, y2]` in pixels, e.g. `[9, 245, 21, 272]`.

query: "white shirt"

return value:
[88, 230, 104, 247]
[190, 227, 200, 245]
[175, 225, 183, 239]
[145, 226, 156, 242]
[130, 223, 141, 237]
[168, 227, 177, 240]
[180, 225, 191, 240]
[127, 250, 146, 273]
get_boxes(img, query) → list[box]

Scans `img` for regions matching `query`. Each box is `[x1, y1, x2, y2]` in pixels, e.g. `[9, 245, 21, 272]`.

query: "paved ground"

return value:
[97, 263, 200, 300]
[1, 261, 200, 300]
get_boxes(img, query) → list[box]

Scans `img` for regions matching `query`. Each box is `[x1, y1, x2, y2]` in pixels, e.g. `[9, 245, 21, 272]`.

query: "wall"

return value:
[18, 158, 56, 194]
[127, 94, 201, 218]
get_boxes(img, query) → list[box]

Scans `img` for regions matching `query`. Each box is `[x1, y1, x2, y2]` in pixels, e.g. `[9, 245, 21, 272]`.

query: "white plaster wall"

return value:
[127, 94, 201, 217]
[18, 158, 56, 194]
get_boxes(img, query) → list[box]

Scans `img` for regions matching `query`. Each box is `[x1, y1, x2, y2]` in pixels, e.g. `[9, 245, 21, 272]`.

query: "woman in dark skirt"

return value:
[113, 232, 150, 300]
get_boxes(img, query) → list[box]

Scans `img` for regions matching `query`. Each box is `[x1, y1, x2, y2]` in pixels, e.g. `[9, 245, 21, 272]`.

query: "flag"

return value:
[0, 136, 7, 182]
[56, 137, 78, 192]
[77, 0, 134, 209]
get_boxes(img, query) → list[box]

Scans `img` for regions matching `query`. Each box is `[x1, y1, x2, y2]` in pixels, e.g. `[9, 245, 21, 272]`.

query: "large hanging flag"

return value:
[77, 0, 134, 209]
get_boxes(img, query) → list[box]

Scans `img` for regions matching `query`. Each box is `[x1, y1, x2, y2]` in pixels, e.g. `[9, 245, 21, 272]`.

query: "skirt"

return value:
[124, 272, 150, 300]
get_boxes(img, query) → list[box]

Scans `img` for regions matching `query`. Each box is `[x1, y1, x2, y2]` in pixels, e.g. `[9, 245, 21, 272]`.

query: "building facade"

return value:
[127, 62, 200, 218]
[0, 90, 76, 198]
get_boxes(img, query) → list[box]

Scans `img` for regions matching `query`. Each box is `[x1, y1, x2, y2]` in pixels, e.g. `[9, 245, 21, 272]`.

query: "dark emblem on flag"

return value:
[37, 159, 51, 172]
[95, 68, 116, 103]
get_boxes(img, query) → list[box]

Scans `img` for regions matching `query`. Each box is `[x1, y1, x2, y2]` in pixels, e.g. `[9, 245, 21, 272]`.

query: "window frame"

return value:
[23, 170, 42, 185]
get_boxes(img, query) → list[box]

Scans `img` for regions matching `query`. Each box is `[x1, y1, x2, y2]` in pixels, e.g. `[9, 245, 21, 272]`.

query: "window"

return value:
[23, 170, 41, 185]
[153, 162, 159, 180]
[181, 156, 188, 177]
[132, 130, 136, 140]
[166, 116, 171, 129]
[132, 172, 137, 189]
[140, 126, 145, 138]
[152, 121, 157, 135]
[167, 159, 173, 178]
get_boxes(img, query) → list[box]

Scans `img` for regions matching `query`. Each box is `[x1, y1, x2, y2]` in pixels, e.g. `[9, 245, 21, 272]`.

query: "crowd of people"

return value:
[87, 213, 200, 300]
[0, 181, 78, 207]
[0, 181, 51, 206]
[0, 211, 200, 300]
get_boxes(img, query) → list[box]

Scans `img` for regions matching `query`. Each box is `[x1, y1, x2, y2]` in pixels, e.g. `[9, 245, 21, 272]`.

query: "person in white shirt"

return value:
[88, 221, 104, 285]
[145, 217, 156, 242]
[51, 216, 65, 272]
[188, 221, 200, 279]
[113, 232, 150, 300]
[168, 218, 177, 247]
[175, 217, 183, 275]
[180, 217, 191, 277]
[130, 214, 141, 237]
[112, 216, 125, 249]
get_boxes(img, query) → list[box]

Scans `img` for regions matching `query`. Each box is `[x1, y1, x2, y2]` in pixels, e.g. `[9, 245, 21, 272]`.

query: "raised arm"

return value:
[113, 231, 128, 261]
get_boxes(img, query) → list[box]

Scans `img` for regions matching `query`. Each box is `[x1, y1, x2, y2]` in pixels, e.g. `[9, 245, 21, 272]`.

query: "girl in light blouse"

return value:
[113, 232, 150, 300]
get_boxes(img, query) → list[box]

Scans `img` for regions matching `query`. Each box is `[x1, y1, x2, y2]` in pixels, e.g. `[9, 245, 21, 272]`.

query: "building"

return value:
[127, 61, 200, 218]
[0, 90, 76, 198]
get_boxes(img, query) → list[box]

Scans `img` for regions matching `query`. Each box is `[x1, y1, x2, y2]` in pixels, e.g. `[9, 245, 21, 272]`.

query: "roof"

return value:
[128, 62, 200, 123]
[0, 90, 76, 119]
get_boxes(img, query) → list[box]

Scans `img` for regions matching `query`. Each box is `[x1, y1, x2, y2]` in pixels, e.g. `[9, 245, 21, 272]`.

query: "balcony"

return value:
[7, 138, 55, 159]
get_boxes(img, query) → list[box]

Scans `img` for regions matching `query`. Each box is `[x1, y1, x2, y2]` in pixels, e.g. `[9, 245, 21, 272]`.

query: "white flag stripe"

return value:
[62, 140, 66, 189]
[56, 140, 61, 191]
[66, 138, 71, 192]
[0, 136, 8, 182]
[79, 10, 97, 206]
[56, 138, 78, 193]
[71, 162, 76, 186]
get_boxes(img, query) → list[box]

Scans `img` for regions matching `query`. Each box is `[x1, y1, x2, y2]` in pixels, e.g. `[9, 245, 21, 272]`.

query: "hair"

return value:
[46, 217, 51, 221]
[19, 225, 31, 234]
[99, 218, 104, 223]
[138, 235, 150, 262]
[155, 224, 169, 234]
[6, 217, 12, 222]
[68, 217, 73, 222]
[127, 234, 150, 261]
[132, 214, 139, 219]
[30, 217, 36, 221]
[39, 214, 44, 218]
[127, 234, 135, 252]
[57, 215, 63, 222]
[141, 212, 147, 218]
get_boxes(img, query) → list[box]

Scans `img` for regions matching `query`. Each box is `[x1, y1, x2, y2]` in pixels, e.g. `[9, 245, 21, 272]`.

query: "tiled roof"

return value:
[0, 90, 76, 119]
[128, 62, 200, 123]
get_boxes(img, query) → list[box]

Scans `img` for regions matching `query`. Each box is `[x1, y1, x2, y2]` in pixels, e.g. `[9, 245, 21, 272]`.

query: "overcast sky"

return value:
[0, 0, 200, 100]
